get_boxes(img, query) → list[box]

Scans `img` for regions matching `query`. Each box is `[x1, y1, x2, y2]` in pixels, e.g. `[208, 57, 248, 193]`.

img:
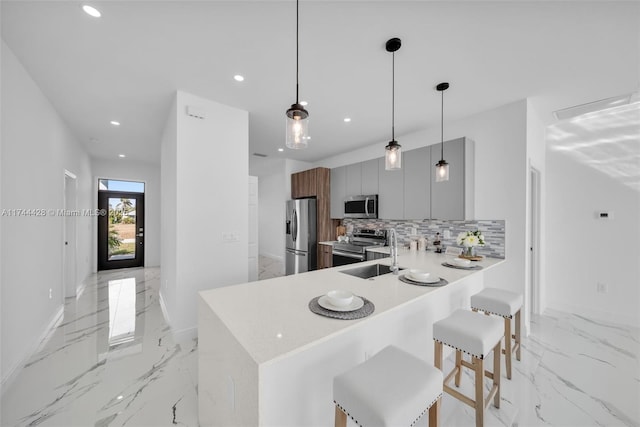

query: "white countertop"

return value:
[199, 252, 503, 365]
[318, 241, 336, 246]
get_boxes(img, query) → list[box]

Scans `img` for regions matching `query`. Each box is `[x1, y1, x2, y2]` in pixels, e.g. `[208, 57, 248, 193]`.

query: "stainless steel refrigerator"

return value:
[285, 198, 317, 275]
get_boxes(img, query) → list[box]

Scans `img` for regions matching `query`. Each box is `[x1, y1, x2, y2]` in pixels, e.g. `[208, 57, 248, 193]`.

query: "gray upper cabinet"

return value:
[361, 159, 379, 195]
[403, 146, 430, 219]
[431, 137, 465, 220]
[378, 157, 404, 219]
[345, 163, 362, 196]
[330, 166, 347, 218]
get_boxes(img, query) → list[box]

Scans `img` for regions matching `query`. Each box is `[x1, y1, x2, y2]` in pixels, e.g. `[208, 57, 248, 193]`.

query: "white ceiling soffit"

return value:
[1, 1, 639, 164]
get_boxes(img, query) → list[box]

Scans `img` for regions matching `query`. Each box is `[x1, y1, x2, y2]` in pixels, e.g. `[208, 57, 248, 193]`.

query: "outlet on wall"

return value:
[443, 230, 451, 239]
[597, 282, 608, 294]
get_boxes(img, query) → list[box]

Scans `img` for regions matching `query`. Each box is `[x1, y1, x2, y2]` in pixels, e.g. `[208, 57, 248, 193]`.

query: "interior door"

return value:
[98, 191, 145, 270]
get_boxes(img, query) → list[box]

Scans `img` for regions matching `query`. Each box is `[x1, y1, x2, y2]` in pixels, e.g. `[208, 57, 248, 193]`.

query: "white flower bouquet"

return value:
[456, 230, 485, 257]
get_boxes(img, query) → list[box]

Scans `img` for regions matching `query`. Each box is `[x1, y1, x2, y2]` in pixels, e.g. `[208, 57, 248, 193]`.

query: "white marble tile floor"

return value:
[258, 255, 284, 280]
[2, 267, 638, 426]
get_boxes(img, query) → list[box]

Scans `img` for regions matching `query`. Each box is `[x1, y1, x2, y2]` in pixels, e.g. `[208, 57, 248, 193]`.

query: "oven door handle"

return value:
[332, 250, 365, 260]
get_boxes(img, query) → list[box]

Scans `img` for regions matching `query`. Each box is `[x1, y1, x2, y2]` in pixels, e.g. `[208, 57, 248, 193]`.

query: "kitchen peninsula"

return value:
[198, 251, 503, 426]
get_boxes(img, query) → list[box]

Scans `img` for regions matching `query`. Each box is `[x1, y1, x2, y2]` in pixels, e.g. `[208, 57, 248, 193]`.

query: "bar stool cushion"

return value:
[471, 288, 523, 318]
[433, 309, 504, 359]
[333, 345, 443, 426]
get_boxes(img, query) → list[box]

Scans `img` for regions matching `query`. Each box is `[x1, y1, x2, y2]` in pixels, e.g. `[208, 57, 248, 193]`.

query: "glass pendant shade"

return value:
[285, 104, 309, 149]
[435, 160, 449, 182]
[385, 140, 402, 170]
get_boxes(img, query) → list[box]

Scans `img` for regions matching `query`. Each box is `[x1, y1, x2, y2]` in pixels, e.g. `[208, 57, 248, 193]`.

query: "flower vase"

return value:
[463, 246, 475, 258]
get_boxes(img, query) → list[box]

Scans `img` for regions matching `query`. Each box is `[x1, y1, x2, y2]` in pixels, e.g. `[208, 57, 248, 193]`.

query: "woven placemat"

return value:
[308, 296, 375, 320]
[441, 262, 483, 270]
[399, 274, 449, 287]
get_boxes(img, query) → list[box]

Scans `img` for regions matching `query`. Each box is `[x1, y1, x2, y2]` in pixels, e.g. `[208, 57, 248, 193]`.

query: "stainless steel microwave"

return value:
[344, 195, 378, 219]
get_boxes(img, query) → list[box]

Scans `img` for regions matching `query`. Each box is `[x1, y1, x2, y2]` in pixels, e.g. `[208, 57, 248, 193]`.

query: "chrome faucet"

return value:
[388, 228, 399, 274]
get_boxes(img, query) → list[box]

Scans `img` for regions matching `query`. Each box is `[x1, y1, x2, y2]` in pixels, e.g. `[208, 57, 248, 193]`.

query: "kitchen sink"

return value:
[339, 263, 404, 279]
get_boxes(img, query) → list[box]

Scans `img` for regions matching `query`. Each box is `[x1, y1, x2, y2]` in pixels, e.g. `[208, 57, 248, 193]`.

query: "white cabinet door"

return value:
[377, 158, 404, 219]
[431, 137, 465, 220]
[330, 166, 346, 218]
[403, 146, 430, 220]
[248, 176, 259, 281]
[345, 163, 362, 196]
[361, 159, 379, 195]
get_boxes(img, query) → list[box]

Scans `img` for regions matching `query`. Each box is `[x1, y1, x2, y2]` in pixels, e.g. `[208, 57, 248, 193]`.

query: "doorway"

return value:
[529, 167, 541, 314]
[64, 170, 77, 299]
[97, 179, 145, 270]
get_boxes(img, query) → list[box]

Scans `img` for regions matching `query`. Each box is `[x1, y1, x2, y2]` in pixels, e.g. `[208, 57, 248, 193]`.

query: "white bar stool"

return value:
[470, 288, 523, 379]
[433, 309, 504, 427]
[333, 345, 443, 427]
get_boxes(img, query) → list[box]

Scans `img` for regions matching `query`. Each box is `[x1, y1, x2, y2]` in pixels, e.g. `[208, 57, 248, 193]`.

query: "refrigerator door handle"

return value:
[292, 209, 298, 242]
[286, 248, 306, 256]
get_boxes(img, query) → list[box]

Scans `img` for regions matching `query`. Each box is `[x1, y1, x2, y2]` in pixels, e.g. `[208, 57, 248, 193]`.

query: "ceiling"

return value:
[2, 1, 638, 167]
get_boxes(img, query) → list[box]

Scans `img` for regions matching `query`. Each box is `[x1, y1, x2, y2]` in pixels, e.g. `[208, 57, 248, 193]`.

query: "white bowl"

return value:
[408, 269, 431, 281]
[326, 290, 354, 307]
[451, 257, 471, 267]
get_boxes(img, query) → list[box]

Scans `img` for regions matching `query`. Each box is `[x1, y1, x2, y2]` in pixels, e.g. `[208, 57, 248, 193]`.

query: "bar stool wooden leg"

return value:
[493, 342, 501, 408]
[515, 309, 522, 361]
[334, 405, 347, 427]
[435, 340, 443, 370]
[473, 356, 484, 427]
[504, 317, 512, 379]
[454, 350, 463, 387]
[428, 396, 441, 426]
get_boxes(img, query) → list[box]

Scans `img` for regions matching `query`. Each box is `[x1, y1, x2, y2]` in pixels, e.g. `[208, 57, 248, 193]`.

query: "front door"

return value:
[98, 190, 145, 270]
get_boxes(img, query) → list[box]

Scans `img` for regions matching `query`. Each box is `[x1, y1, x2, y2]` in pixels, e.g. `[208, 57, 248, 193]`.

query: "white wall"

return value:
[315, 100, 528, 322]
[255, 158, 312, 262]
[160, 91, 249, 336]
[91, 158, 161, 268]
[546, 148, 640, 326]
[1, 41, 93, 386]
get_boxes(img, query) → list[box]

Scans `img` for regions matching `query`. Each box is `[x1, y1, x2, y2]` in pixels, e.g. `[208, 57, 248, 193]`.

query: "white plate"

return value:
[318, 295, 364, 312]
[407, 273, 441, 284]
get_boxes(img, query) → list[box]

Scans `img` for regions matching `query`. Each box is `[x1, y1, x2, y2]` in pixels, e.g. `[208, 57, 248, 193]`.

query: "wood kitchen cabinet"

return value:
[318, 244, 333, 269]
[291, 169, 317, 199]
[291, 167, 332, 267]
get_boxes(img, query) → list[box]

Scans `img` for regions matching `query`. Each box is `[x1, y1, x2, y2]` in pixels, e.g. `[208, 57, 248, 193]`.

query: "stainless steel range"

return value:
[332, 228, 387, 266]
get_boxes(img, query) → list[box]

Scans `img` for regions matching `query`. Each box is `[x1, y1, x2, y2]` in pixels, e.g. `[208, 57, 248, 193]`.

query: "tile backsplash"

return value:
[342, 219, 505, 259]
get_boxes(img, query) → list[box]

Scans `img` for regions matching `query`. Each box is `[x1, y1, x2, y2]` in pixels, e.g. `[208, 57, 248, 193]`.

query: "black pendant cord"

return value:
[295, 0, 300, 104]
[391, 51, 395, 141]
[440, 88, 444, 161]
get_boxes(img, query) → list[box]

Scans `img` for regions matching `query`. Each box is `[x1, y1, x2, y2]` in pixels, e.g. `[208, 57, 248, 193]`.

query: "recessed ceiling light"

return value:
[344, 117, 351, 123]
[278, 148, 284, 152]
[82, 5, 101, 18]
[118, 154, 126, 158]
[300, 101, 308, 106]
[234, 75, 244, 82]
[110, 120, 120, 126]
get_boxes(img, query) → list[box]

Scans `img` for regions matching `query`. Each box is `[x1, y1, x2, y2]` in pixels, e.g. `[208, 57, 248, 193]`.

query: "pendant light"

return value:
[435, 82, 450, 182]
[285, 0, 309, 149]
[384, 38, 402, 170]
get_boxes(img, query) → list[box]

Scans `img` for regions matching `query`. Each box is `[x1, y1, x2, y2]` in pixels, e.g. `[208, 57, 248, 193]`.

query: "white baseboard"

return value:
[1, 305, 64, 396]
[546, 300, 639, 328]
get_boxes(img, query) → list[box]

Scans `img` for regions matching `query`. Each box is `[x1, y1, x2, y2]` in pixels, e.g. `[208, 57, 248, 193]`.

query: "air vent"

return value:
[253, 153, 268, 158]
[186, 106, 206, 119]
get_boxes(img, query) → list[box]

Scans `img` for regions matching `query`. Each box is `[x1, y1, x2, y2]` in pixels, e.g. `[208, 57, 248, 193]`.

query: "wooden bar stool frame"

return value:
[434, 340, 501, 427]
[472, 307, 521, 379]
[334, 398, 441, 427]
